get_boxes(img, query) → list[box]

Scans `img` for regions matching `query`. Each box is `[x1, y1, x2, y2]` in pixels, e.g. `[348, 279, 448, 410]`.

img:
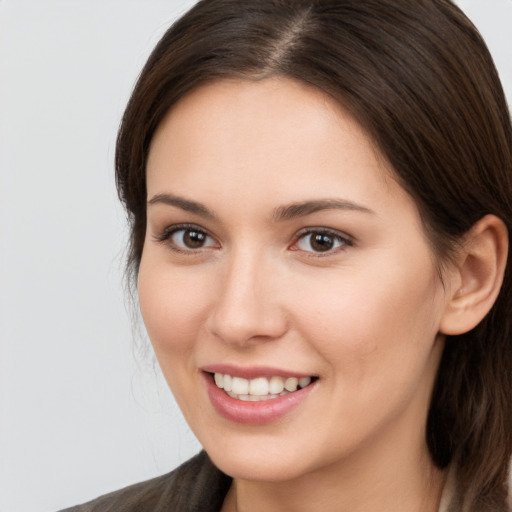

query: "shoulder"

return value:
[59, 451, 232, 512]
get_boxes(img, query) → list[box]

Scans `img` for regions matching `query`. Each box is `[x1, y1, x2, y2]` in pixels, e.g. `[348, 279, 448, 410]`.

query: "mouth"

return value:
[210, 372, 318, 402]
[202, 367, 319, 424]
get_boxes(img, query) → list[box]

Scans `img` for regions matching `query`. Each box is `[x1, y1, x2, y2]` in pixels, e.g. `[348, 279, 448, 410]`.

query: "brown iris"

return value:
[183, 229, 207, 249]
[309, 233, 336, 252]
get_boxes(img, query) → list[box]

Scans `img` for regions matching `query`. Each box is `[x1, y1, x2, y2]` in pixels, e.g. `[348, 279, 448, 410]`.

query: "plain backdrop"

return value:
[0, 1, 511, 511]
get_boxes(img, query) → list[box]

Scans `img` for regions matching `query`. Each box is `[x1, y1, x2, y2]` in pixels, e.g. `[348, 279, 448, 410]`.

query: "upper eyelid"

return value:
[294, 226, 354, 241]
[153, 223, 213, 242]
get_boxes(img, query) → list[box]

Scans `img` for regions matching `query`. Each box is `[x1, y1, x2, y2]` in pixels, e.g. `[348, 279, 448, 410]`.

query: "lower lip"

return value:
[203, 372, 317, 425]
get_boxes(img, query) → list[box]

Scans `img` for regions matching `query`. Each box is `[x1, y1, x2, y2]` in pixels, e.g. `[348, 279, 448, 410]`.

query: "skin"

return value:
[138, 77, 453, 511]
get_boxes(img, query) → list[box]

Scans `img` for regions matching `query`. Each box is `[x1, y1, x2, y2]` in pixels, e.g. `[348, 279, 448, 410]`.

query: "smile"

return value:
[212, 373, 315, 402]
[202, 366, 319, 424]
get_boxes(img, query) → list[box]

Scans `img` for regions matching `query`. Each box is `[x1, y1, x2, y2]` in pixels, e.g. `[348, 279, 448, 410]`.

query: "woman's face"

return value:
[139, 78, 449, 482]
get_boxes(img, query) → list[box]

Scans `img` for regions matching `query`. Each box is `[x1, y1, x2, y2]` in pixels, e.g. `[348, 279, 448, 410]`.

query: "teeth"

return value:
[231, 376, 249, 395]
[284, 377, 299, 392]
[269, 376, 284, 394]
[226, 391, 280, 401]
[249, 377, 269, 396]
[213, 373, 314, 401]
[214, 373, 224, 388]
[299, 377, 312, 388]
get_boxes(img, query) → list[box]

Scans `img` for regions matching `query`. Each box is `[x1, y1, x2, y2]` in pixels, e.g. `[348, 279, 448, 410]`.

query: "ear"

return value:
[440, 214, 509, 336]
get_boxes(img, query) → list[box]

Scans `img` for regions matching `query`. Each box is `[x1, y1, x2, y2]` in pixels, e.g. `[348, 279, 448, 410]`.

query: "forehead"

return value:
[147, 77, 393, 190]
[151, 77, 373, 148]
[145, 77, 428, 234]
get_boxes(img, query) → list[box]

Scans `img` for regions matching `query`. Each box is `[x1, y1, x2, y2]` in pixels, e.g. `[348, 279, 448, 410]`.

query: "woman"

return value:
[63, 0, 512, 510]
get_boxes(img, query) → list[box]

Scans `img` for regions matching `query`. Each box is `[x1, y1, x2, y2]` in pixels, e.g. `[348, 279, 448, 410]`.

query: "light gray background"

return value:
[1, 1, 511, 511]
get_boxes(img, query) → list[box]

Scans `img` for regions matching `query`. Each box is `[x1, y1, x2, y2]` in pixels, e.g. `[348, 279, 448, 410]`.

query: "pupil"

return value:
[311, 233, 334, 252]
[184, 230, 206, 248]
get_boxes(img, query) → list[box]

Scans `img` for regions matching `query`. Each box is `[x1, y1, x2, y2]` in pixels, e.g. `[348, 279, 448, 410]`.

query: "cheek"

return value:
[290, 258, 443, 378]
[137, 256, 213, 422]
[137, 257, 210, 356]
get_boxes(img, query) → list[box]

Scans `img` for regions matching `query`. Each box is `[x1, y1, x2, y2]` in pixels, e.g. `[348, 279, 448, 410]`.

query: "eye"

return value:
[155, 224, 218, 252]
[293, 229, 352, 254]
[172, 228, 215, 249]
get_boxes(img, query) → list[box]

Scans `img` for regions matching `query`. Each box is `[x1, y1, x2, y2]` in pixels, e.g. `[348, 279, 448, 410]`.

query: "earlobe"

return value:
[439, 214, 509, 336]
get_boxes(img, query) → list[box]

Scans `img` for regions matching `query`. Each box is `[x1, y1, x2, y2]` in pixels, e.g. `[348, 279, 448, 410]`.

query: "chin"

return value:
[200, 429, 341, 483]
[208, 450, 310, 482]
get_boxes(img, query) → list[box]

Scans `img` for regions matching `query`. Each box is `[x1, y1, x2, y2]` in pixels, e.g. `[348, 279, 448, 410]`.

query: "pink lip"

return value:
[201, 371, 317, 425]
[202, 364, 314, 380]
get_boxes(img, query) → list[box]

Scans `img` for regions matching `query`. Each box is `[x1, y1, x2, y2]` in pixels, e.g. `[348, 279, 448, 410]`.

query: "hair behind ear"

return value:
[428, 217, 511, 510]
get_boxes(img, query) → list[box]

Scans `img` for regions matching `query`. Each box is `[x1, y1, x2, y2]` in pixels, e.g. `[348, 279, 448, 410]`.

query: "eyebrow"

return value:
[147, 193, 216, 219]
[147, 194, 374, 221]
[272, 199, 375, 221]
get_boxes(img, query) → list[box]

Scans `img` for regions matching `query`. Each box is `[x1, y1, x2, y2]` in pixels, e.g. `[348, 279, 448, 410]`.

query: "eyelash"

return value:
[153, 223, 218, 254]
[291, 228, 353, 256]
[153, 224, 353, 256]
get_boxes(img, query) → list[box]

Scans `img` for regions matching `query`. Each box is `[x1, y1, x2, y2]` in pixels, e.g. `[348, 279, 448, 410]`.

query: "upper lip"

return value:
[201, 364, 316, 380]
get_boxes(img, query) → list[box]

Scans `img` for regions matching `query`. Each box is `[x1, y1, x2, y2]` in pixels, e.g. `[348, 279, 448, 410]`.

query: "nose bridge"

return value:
[208, 244, 287, 345]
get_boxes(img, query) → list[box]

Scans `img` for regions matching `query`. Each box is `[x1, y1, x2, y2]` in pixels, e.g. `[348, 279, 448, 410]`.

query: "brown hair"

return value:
[115, 1, 512, 509]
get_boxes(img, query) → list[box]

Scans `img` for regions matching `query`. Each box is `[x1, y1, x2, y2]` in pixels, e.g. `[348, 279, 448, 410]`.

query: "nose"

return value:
[207, 250, 289, 347]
